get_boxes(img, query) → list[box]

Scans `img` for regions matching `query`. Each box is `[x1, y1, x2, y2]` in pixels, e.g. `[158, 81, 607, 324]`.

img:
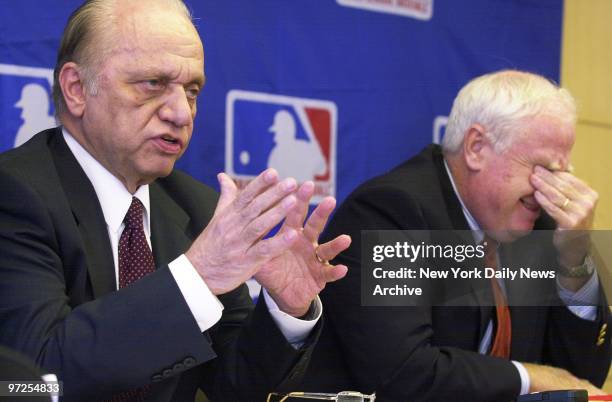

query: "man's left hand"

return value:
[254, 181, 351, 317]
[531, 165, 598, 267]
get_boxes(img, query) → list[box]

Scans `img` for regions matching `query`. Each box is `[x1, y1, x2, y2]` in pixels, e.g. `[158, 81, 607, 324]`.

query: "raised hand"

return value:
[185, 169, 301, 295]
[530, 165, 598, 267]
[254, 181, 351, 317]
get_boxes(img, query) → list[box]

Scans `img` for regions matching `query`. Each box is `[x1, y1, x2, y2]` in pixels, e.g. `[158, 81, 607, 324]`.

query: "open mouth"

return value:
[154, 135, 183, 154]
[520, 197, 540, 212]
[161, 135, 179, 145]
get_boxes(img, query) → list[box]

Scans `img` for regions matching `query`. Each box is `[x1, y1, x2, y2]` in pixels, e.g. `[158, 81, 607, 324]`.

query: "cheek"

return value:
[499, 166, 533, 198]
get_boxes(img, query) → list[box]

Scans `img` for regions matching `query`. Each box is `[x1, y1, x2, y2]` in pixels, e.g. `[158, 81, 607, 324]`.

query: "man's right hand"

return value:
[185, 169, 300, 295]
[522, 362, 606, 396]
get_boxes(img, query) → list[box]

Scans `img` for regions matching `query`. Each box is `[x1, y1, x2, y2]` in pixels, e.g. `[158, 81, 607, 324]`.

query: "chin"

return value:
[491, 222, 534, 243]
[506, 229, 532, 241]
[147, 160, 177, 179]
[155, 168, 174, 178]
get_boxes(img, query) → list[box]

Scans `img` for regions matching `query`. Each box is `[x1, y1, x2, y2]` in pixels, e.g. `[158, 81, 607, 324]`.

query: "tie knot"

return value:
[124, 197, 145, 230]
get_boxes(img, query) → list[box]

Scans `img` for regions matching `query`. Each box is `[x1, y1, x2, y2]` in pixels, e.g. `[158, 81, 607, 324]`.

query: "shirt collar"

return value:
[443, 158, 484, 244]
[62, 128, 151, 237]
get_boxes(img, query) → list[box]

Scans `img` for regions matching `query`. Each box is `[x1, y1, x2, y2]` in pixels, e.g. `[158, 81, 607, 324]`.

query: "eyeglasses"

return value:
[267, 391, 376, 402]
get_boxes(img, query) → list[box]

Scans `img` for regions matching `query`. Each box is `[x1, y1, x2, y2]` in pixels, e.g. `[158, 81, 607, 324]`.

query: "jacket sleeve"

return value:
[543, 294, 611, 387]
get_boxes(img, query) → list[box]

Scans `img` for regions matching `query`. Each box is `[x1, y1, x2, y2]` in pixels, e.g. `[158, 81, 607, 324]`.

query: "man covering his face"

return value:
[304, 70, 611, 402]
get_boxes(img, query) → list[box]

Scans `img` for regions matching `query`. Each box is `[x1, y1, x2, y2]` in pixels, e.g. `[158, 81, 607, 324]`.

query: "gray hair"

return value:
[52, 0, 192, 118]
[442, 70, 577, 154]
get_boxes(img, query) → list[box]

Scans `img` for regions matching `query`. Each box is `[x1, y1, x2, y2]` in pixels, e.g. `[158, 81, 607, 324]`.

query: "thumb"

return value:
[216, 172, 238, 212]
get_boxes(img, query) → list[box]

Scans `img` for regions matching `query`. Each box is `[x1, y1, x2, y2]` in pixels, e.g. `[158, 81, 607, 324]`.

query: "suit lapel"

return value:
[48, 129, 117, 298]
[149, 182, 191, 268]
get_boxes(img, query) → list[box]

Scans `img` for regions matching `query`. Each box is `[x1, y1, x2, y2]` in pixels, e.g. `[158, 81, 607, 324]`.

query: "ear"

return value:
[58, 62, 87, 118]
[462, 124, 491, 171]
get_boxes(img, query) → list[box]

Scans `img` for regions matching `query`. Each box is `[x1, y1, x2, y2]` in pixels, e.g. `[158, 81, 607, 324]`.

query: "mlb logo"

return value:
[432, 115, 448, 144]
[0, 63, 56, 153]
[226, 90, 337, 203]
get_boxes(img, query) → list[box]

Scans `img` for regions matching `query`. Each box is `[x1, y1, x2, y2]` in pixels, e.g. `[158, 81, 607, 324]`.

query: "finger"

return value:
[531, 172, 571, 209]
[239, 177, 297, 222]
[233, 168, 279, 209]
[216, 173, 238, 212]
[554, 171, 592, 193]
[242, 194, 297, 245]
[303, 196, 336, 242]
[247, 228, 298, 266]
[284, 181, 315, 229]
[532, 166, 578, 200]
[534, 190, 572, 227]
[316, 234, 352, 262]
[321, 264, 348, 283]
[555, 172, 599, 210]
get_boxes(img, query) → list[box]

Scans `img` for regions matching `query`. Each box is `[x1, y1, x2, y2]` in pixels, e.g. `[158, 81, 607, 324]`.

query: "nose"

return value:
[158, 85, 193, 128]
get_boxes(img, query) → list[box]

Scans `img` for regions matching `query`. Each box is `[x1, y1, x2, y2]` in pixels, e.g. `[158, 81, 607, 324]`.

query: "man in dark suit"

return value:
[0, 1, 351, 401]
[304, 70, 611, 401]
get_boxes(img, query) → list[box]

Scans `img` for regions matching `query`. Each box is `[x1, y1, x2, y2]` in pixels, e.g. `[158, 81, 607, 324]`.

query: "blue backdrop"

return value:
[0, 0, 563, 204]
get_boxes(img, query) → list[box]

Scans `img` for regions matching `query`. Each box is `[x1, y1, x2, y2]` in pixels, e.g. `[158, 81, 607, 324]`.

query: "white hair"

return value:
[442, 70, 577, 154]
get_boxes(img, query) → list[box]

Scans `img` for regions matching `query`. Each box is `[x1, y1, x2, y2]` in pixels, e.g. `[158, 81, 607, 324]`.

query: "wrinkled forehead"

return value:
[109, 2, 202, 55]
[513, 115, 576, 170]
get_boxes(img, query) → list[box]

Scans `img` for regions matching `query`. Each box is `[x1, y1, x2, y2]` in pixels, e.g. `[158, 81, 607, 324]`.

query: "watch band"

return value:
[558, 254, 595, 278]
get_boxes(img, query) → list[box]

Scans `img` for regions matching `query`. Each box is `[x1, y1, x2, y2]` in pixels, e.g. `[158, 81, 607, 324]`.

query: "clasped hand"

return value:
[185, 169, 351, 317]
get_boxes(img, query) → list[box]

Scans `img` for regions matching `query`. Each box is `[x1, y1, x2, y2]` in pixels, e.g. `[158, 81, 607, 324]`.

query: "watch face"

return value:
[559, 254, 594, 278]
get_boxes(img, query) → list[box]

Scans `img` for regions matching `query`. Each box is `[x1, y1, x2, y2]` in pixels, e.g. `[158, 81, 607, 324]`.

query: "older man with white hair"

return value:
[305, 70, 611, 401]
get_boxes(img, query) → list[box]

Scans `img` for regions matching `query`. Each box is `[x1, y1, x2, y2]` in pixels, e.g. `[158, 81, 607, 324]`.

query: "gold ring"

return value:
[315, 247, 328, 265]
[562, 197, 570, 209]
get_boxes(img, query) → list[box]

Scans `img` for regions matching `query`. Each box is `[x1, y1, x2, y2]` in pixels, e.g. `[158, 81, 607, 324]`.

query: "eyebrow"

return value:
[131, 68, 205, 87]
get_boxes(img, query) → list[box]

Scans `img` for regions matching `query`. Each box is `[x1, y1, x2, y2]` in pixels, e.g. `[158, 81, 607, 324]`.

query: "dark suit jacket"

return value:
[303, 144, 611, 402]
[0, 128, 316, 402]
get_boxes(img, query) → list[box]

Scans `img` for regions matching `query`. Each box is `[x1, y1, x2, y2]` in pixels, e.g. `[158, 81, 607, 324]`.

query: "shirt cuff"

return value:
[262, 289, 322, 349]
[168, 254, 224, 332]
[512, 361, 531, 395]
[41, 373, 59, 402]
[557, 271, 599, 321]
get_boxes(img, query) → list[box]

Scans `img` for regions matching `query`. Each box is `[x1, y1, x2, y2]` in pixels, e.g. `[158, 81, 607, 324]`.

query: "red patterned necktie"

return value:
[483, 236, 512, 359]
[119, 197, 155, 288]
[108, 197, 155, 402]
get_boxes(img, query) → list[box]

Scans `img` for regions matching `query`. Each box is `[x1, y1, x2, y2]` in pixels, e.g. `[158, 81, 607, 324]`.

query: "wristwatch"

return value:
[558, 254, 595, 278]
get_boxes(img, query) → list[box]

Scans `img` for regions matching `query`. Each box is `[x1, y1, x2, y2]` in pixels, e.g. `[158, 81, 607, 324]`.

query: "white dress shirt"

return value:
[62, 128, 320, 347]
[443, 160, 599, 395]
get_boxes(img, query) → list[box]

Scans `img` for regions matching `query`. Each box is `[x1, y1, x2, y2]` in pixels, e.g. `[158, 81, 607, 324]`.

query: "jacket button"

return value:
[184, 357, 196, 367]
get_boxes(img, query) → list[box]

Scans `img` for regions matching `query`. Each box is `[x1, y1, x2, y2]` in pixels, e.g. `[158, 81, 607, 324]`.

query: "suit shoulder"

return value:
[347, 145, 443, 207]
[160, 170, 218, 198]
[0, 129, 57, 174]
[331, 145, 453, 233]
